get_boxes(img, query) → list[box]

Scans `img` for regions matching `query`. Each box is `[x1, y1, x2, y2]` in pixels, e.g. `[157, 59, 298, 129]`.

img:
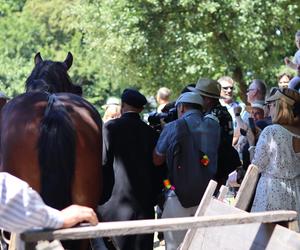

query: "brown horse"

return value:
[0, 53, 102, 249]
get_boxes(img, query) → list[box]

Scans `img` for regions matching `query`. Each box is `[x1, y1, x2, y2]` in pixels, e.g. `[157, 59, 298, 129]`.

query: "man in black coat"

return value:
[99, 88, 164, 250]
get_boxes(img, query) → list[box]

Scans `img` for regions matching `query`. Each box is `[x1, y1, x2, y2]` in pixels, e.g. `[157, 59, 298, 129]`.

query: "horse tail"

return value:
[38, 94, 76, 210]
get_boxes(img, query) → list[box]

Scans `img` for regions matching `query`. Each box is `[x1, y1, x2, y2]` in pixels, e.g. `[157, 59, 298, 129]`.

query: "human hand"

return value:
[227, 170, 240, 188]
[160, 118, 166, 129]
[233, 106, 242, 115]
[60, 205, 98, 228]
[284, 57, 291, 65]
[246, 127, 255, 146]
[246, 126, 261, 146]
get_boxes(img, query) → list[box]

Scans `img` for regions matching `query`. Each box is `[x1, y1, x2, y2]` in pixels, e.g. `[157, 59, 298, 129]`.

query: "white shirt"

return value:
[0, 173, 63, 233]
[220, 100, 246, 128]
[294, 50, 300, 65]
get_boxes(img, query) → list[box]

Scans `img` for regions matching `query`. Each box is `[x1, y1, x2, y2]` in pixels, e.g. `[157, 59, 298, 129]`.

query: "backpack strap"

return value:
[175, 117, 190, 138]
[204, 113, 219, 124]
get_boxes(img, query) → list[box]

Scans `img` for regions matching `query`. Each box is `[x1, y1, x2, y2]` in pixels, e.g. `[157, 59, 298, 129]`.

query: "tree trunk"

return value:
[233, 66, 248, 105]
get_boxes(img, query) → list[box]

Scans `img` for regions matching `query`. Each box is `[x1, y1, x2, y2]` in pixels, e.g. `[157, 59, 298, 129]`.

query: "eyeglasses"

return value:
[246, 88, 256, 93]
[222, 86, 234, 90]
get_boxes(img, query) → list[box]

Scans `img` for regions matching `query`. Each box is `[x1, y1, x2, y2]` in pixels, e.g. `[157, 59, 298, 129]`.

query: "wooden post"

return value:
[217, 185, 229, 201]
[8, 233, 17, 250]
[234, 164, 259, 210]
[180, 180, 217, 250]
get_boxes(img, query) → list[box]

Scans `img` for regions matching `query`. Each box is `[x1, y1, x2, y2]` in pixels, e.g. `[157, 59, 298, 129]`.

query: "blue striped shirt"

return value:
[0, 173, 63, 233]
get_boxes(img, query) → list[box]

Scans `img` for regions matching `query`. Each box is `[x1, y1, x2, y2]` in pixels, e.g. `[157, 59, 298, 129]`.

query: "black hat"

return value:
[121, 88, 147, 108]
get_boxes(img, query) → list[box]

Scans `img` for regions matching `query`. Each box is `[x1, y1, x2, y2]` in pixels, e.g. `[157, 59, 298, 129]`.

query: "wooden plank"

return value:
[21, 211, 297, 243]
[234, 164, 259, 210]
[180, 180, 217, 250]
[189, 199, 300, 250]
[189, 221, 300, 250]
[217, 185, 229, 201]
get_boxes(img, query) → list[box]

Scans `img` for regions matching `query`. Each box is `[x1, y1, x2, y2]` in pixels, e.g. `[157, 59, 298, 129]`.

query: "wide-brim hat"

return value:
[266, 88, 300, 106]
[175, 92, 204, 107]
[188, 78, 222, 99]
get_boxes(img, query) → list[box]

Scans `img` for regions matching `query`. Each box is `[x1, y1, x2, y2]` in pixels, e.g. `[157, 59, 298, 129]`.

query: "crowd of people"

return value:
[1, 30, 300, 250]
[97, 75, 300, 249]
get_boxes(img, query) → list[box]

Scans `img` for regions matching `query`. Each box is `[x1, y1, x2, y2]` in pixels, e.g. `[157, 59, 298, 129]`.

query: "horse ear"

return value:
[34, 52, 43, 65]
[64, 52, 73, 70]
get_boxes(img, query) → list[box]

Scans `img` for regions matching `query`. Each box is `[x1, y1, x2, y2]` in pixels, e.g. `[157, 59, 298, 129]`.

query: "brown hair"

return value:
[272, 88, 300, 125]
[272, 100, 294, 125]
[277, 72, 293, 82]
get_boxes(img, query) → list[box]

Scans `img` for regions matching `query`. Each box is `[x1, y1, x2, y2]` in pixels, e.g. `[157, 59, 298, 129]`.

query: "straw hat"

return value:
[266, 88, 300, 106]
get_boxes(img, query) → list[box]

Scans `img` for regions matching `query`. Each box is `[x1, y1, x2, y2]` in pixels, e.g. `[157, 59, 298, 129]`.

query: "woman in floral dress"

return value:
[248, 88, 300, 229]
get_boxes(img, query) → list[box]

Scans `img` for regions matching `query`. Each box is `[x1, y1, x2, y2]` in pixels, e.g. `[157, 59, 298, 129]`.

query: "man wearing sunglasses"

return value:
[218, 76, 245, 128]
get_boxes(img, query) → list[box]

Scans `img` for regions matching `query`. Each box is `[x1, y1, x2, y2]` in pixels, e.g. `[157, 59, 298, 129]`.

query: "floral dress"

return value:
[251, 124, 300, 228]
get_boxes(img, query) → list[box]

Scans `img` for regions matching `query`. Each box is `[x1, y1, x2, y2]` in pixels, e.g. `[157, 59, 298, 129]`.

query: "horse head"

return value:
[25, 52, 82, 95]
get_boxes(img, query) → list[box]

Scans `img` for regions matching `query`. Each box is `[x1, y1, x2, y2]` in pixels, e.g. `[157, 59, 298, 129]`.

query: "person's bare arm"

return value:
[284, 57, 298, 70]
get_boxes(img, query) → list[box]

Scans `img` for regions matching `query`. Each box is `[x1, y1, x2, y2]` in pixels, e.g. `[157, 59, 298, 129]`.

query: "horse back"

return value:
[58, 93, 103, 209]
[0, 92, 102, 210]
[0, 93, 44, 190]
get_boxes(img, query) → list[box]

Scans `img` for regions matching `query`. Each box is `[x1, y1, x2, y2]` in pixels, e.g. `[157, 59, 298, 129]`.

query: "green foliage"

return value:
[0, 0, 299, 106]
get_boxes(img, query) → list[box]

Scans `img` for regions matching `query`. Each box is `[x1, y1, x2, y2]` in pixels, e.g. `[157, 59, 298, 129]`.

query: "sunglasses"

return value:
[246, 88, 256, 93]
[222, 86, 234, 90]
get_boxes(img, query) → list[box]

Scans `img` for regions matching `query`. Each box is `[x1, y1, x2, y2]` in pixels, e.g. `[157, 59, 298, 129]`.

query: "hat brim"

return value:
[188, 87, 222, 99]
[245, 104, 264, 113]
[266, 90, 295, 105]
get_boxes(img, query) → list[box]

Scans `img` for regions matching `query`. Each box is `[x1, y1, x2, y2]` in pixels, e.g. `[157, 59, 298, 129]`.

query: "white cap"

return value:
[246, 100, 265, 112]
[175, 92, 204, 107]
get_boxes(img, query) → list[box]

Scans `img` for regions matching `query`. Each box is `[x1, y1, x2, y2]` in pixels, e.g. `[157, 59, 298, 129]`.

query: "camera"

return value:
[148, 107, 177, 130]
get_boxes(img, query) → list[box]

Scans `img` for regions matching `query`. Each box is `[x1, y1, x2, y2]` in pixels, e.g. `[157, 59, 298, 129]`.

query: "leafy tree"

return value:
[0, 0, 299, 106]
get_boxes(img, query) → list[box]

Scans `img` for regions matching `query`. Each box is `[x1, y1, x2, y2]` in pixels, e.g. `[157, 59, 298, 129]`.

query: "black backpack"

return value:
[166, 117, 215, 208]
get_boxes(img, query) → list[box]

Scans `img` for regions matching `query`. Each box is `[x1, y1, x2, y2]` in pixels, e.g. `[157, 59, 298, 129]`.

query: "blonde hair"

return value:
[218, 76, 234, 85]
[157, 87, 171, 101]
[103, 105, 121, 123]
